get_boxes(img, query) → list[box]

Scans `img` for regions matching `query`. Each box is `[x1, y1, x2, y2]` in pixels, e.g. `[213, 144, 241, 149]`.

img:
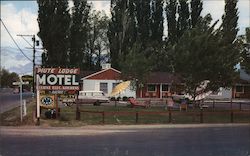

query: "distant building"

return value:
[80, 66, 250, 99]
[136, 72, 183, 98]
[80, 64, 136, 98]
[232, 69, 250, 99]
[207, 69, 250, 100]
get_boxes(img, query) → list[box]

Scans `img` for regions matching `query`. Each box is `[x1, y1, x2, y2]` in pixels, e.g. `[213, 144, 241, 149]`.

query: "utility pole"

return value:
[17, 34, 39, 94]
[32, 35, 36, 94]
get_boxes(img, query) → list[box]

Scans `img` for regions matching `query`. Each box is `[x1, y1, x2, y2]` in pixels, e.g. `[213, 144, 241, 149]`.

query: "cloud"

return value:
[1, 3, 39, 75]
[1, 47, 33, 74]
[89, 1, 111, 16]
[202, 0, 250, 35]
[238, 0, 250, 34]
[202, 1, 225, 21]
[68, 0, 74, 14]
[1, 3, 39, 47]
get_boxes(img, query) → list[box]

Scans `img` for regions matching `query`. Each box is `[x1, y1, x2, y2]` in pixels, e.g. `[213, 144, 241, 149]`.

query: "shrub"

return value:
[110, 97, 116, 101]
[116, 97, 121, 101]
[122, 96, 128, 101]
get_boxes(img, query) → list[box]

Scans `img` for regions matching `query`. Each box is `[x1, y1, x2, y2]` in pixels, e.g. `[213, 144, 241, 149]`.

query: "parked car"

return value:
[76, 91, 109, 106]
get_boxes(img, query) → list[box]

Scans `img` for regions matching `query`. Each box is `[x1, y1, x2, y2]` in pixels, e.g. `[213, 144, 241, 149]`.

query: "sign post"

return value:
[23, 100, 27, 117]
[36, 67, 80, 122]
[12, 80, 29, 122]
[19, 77, 23, 122]
[36, 74, 40, 125]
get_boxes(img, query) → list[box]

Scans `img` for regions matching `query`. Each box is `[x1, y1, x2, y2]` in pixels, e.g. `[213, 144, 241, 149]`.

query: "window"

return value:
[147, 84, 156, 92]
[162, 84, 169, 92]
[100, 83, 108, 94]
[236, 85, 244, 93]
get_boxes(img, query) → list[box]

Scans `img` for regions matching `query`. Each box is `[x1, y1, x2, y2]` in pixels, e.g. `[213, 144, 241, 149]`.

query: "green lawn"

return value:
[1, 103, 249, 126]
[0, 99, 36, 126]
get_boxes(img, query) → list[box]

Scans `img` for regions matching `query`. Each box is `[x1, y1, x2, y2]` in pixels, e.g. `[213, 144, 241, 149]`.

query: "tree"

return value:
[37, 0, 71, 67]
[190, 0, 203, 28]
[108, 0, 122, 69]
[149, 42, 173, 72]
[135, 0, 151, 43]
[120, 42, 152, 90]
[165, 0, 178, 44]
[247, 27, 250, 42]
[241, 27, 250, 73]
[87, 10, 110, 70]
[108, 0, 137, 70]
[222, 0, 239, 44]
[150, 0, 164, 42]
[177, 0, 190, 39]
[69, 0, 90, 69]
[219, 0, 240, 81]
[171, 15, 238, 101]
[166, 0, 203, 43]
[0, 68, 19, 88]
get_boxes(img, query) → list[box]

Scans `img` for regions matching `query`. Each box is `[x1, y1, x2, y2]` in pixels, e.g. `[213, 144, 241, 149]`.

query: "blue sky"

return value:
[1, 1, 38, 13]
[1, 0, 249, 75]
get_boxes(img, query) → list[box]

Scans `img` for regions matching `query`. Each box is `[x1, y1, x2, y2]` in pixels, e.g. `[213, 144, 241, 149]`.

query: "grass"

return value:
[0, 99, 36, 126]
[1, 102, 249, 126]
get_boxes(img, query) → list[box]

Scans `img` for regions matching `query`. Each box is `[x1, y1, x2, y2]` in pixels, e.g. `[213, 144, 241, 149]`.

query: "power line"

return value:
[20, 35, 33, 47]
[0, 18, 32, 62]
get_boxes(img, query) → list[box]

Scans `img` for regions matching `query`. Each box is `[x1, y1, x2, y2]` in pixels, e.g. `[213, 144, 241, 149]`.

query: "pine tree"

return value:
[135, 0, 151, 43]
[150, 0, 164, 42]
[87, 11, 110, 70]
[37, 0, 71, 67]
[108, 0, 136, 70]
[69, 0, 90, 69]
[190, 0, 203, 28]
[220, 0, 240, 82]
[37, 0, 56, 66]
[242, 27, 250, 74]
[177, 0, 190, 39]
[109, 0, 124, 69]
[222, 0, 239, 44]
[166, 0, 178, 44]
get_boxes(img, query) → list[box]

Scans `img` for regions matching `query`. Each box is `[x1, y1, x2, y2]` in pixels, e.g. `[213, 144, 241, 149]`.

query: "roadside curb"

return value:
[1, 123, 249, 136]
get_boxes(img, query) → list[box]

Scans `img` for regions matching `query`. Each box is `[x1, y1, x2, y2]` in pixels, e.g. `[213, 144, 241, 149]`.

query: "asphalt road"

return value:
[0, 92, 33, 113]
[0, 124, 249, 156]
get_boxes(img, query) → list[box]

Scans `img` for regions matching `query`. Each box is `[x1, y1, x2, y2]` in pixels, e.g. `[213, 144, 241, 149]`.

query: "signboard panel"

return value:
[40, 95, 55, 108]
[13, 81, 29, 85]
[36, 67, 80, 91]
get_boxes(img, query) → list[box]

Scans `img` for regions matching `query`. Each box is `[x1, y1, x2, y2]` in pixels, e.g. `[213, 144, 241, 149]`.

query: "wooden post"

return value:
[55, 94, 58, 119]
[76, 102, 80, 120]
[230, 111, 234, 123]
[136, 112, 139, 123]
[168, 108, 172, 123]
[102, 112, 105, 124]
[200, 108, 203, 123]
[230, 99, 233, 110]
[213, 100, 215, 111]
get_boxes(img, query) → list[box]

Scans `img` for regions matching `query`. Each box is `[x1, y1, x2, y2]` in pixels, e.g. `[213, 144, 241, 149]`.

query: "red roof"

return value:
[82, 68, 121, 80]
